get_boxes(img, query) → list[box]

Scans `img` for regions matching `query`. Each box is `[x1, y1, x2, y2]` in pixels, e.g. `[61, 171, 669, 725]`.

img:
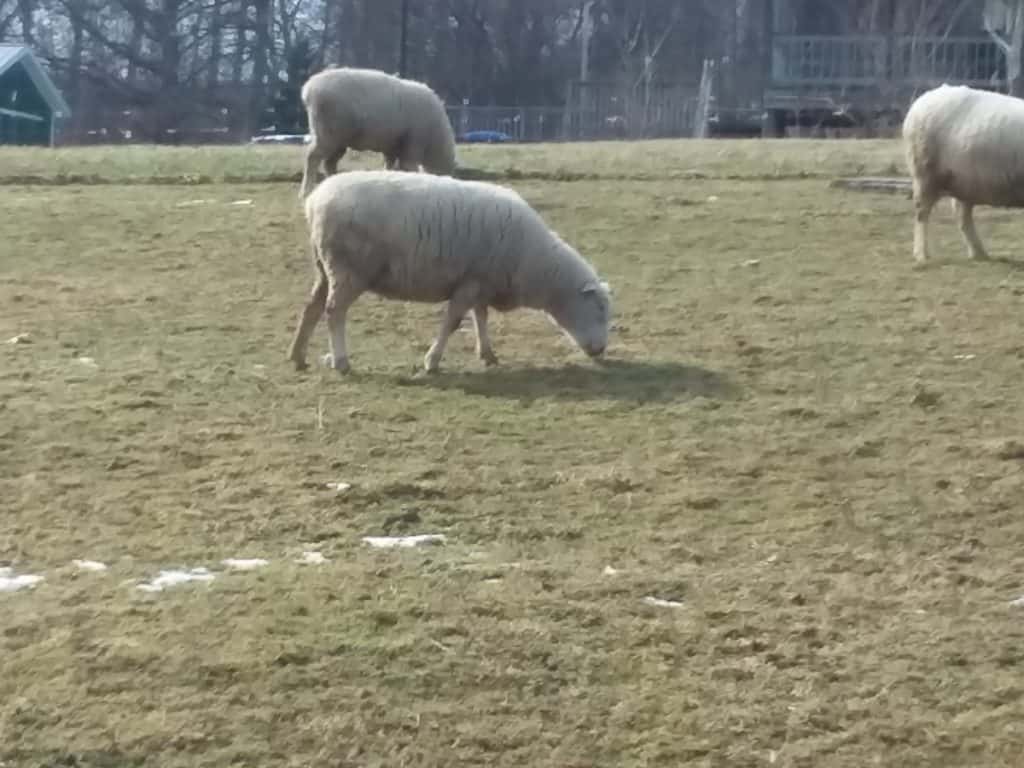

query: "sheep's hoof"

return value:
[292, 359, 309, 372]
[480, 350, 499, 367]
[321, 353, 351, 374]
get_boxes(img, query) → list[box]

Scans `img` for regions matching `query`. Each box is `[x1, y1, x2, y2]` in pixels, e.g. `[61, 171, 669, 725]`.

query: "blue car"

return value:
[459, 130, 512, 144]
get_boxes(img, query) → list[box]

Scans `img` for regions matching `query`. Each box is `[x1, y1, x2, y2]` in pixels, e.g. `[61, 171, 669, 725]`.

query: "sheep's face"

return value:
[553, 280, 612, 358]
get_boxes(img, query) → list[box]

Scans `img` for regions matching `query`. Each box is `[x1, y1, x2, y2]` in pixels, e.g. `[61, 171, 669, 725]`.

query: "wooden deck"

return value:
[766, 35, 1006, 115]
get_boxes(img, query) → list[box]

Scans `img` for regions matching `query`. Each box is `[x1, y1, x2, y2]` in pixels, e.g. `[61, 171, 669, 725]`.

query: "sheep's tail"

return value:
[300, 76, 315, 109]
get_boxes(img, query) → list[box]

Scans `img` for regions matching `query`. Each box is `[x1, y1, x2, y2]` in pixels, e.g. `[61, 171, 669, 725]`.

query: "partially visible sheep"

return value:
[299, 67, 457, 199]
[902, 83, 1024, 264]
[287, 170, 613, 374]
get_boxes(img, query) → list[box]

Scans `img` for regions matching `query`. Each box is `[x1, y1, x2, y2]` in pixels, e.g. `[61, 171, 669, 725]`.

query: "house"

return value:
[762, 0, 1005, 135]
[0, 44, 71, 146]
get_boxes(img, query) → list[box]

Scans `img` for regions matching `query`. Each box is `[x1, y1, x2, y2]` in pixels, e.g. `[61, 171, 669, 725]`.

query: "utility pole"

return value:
[399, 0, 410, 77]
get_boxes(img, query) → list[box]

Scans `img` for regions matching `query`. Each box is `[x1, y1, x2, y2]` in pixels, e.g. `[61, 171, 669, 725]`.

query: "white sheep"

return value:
[299, 67, 457, 199]
[903, 83, 1024, 264]
[286, 170, 612, 374]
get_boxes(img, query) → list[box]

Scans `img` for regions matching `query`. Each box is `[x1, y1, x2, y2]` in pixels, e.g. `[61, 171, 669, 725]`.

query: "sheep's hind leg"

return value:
[323, 146, 347, 176]
[952, 199, 989, 260]
[424, 287, 478, 373]
[287, 263, 328, 370]
[912, 183, 939, 265]
[300, 142, 324, 199]
[472, 305, 499, 366]
[322, 271, 365, 374]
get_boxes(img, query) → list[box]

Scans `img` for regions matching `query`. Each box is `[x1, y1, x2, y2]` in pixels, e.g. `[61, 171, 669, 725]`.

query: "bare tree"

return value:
[984, 0, 1024, 95]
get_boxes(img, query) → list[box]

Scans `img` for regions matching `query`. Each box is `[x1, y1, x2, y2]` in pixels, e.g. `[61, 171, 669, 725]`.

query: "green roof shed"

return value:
[0, 44, 71, 146]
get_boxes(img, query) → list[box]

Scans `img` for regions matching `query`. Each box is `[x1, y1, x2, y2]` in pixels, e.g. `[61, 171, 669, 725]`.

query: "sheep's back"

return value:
[904, 85, 1024, 206]
[304, 68, 414, 150]
[309, 172, 535, 303]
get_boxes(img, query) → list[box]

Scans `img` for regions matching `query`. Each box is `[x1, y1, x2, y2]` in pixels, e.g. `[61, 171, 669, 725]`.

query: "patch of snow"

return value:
[0, 567, 43, 593]
[6, 333, 31, 344]
[953, 354, 976, 361]
[1009, 596, 1024, 607]
[362, 534, 447, 549]
[221, 558, 269, 571]
[743, 259, 761, 267]
[176, 199, 214, 207]
[325, 481, 352, 493]
[295, 551, 328, 565]
[707, 195, 719, 203]
[73, 560, 108, 572]
[603, 565, 619, 576]
[137, 567, 215, 592]
[642, 596, 684, 609]
[77, 356, 98, 367]
[229, 199, 254, 206]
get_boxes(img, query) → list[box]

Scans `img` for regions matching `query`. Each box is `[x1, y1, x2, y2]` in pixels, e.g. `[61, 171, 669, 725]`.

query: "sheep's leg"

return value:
[397, 145, 423, 173]
[287, 263, 328, 371]
[472, 305, 498, 366]
[322, 271, 365, 374]
[952, 199, 989, 261]
[300, 143, 324, 199]
[912, 183, 939, 265]
[424, 288, 477, 373]
[323, 146, 347, 176]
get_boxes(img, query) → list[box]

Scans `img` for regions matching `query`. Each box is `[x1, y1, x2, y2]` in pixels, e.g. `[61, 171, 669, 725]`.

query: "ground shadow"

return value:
[393, 358, 740, 404]
[989, 256, 1024, 270]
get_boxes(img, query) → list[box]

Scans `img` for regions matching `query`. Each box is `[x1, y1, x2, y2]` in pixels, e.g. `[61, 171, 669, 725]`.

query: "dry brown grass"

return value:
[2, 141, 1024, 768]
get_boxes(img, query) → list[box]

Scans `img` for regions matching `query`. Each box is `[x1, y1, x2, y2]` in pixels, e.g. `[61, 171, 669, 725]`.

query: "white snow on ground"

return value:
[363, 534, 447, 549]
[137, 568, 216, 592]
[0, 567, 43, 592]
[222, 558, 270, 571]
[73, 560, 108, 572]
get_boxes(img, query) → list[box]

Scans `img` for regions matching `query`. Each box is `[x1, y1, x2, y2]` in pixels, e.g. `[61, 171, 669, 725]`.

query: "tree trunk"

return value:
[246, 0, 272, 138]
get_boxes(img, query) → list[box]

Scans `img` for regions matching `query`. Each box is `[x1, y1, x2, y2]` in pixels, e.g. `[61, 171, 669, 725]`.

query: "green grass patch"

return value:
[0, 137, 909, 186]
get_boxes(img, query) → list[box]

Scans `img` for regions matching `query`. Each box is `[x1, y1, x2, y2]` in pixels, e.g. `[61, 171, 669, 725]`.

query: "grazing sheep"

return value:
[299, 67, 457, 199]
[903, 83, 1024, 264]
[287, 170, 612, 374]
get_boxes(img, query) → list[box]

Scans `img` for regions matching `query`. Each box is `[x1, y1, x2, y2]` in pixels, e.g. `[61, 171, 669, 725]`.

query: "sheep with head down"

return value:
[287, 170, 613, 374]
[299, 67, 457, 199]
[903, 83, 1024, 264]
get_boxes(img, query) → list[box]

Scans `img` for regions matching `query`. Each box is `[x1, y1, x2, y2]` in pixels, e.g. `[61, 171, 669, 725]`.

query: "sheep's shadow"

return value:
[395, 358, 739, 404]
[917, 255, 1024, 271]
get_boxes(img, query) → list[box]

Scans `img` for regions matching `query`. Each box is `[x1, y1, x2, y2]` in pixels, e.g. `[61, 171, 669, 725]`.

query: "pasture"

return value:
[3, 138, 1024, 767]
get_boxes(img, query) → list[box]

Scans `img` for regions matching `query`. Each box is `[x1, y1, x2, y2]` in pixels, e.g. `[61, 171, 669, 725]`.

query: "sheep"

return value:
[299, 67, 458, 199]
[903, 83, 1024, 265]
[286, 170, 613, 374]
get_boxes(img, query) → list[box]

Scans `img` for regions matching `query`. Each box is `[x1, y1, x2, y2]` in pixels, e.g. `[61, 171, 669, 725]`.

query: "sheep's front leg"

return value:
[287, 265, 328, 370]
[424, 288, 477, 373]
[952, 199, 989, 260]
[472, 305, 499, 366]
[322, 273, 364, 374]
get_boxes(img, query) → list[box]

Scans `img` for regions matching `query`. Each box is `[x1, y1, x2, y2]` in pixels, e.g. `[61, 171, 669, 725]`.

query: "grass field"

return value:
[3, 138, 1024, 767]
